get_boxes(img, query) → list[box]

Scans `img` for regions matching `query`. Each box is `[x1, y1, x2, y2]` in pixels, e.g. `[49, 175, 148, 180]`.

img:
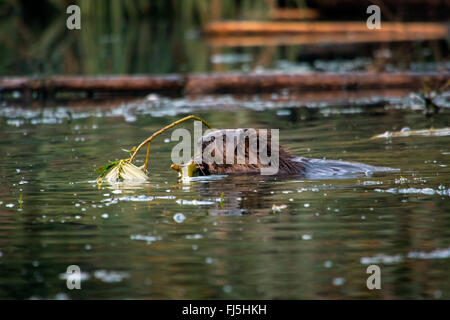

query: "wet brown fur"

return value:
[196, 129, 304, 176]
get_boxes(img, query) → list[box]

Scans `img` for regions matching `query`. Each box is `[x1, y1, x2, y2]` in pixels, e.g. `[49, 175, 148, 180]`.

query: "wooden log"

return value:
[184, 72, 450, 94]
[1, 72, 448, 97]
[0, 75, 185, 94]
[0, 77, 30, 91]
[206, 31, 446, 48]
[204, 21, 448, 35]
[269, 8, 320, 20]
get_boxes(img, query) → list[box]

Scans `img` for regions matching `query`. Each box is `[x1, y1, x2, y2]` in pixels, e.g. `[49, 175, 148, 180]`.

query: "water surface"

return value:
[0, 95, 449, 299]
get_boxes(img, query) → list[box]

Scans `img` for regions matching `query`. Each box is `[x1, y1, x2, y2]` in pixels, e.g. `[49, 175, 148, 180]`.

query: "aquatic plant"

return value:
[96, 115, 213, 183]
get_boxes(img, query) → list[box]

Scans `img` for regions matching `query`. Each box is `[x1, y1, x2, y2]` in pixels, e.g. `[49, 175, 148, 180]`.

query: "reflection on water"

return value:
[0, 94, 449, 299]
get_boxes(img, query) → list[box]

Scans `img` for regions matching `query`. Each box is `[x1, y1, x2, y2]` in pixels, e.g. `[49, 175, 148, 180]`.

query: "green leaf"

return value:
[95, 160, 121, 178]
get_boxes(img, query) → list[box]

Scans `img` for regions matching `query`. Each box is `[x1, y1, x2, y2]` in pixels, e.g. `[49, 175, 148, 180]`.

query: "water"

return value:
[0, 94, 449, 299]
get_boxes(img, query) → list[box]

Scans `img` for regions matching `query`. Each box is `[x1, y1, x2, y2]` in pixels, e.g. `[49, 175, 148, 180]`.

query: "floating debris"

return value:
[302, 234, 312, 240]
[360, 247, 450, 264]
[117, 195, 155, 202]
[94, 270, 130, 283]
[186, 234, 203, 239]
[130, 234, 162, 244]
[360, 254, 403, 264]
[176, 199, 215, 206]
[408, 247, 450, 259]
[371, 127, 450, 139]
[374, 187, 449, 196]
[271, 204, 287, 213]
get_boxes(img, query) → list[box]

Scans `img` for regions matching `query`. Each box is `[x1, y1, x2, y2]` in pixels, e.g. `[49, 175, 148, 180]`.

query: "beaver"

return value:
[171, 128, 398, 179]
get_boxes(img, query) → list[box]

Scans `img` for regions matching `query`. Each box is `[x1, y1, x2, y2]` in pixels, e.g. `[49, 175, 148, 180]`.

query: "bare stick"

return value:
[129, 115, 213, 169]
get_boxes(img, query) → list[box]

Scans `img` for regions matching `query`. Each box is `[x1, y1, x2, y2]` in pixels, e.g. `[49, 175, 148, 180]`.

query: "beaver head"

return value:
[190, 128, 304, 176]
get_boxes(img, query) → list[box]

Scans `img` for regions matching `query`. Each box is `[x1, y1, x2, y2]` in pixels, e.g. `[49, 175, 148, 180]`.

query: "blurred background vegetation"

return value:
[0, 0, 448, 76]
[0, 0, 284, 75]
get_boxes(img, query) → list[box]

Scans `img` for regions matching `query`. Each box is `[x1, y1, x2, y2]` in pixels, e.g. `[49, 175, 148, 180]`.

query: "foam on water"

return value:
[375, 187, 450, 196]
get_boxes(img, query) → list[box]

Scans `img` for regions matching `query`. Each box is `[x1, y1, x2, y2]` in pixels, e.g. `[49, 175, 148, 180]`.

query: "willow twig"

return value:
[129, 115, 213, 171]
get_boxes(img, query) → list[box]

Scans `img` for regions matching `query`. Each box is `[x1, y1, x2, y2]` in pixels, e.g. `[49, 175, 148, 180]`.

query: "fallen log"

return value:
[204, 21, 448, 35]
[183, 72, 449, 94]
[269, 8, 320, 20]
[0, 72, 448, 97]
[0, 75, 185, 94]
[206, 31, 445, 48]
